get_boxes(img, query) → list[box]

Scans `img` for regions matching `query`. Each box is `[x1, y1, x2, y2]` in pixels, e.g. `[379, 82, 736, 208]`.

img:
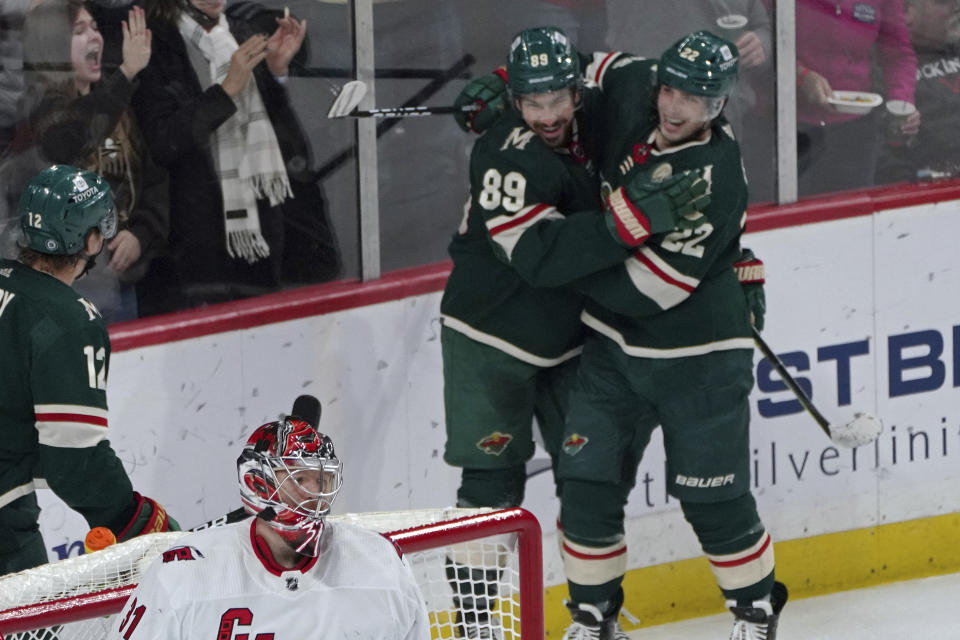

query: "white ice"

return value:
[627, 571, 960, 639]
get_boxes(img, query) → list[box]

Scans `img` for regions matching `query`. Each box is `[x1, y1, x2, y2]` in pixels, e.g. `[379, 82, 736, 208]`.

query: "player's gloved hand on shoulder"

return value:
[453, 69, 508, 134]
[734, 247, 766, 331]
[116, 491, 181, 542]
[605, 170, 711, 247]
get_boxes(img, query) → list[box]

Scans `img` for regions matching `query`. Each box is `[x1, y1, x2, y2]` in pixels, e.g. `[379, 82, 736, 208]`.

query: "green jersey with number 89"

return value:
[441, 101, 632, 365]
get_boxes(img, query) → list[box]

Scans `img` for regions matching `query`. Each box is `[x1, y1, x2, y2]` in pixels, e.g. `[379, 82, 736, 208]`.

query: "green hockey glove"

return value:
[115, 492, 181, 542]
[454, 69, 509, 134]
[735, 247, 766, 331]
[605, 171, 711, 247]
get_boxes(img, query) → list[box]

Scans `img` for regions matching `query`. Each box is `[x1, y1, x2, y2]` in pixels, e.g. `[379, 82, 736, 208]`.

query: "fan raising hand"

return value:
[265, 13, 307, 78]
[119, 5, 152, 81]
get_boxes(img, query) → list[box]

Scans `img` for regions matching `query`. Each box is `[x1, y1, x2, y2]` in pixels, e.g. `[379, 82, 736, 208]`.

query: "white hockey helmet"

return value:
[237, 412, 342, 557]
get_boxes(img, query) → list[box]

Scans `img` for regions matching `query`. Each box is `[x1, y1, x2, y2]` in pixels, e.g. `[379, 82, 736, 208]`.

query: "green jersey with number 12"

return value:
[0, 258, 133, 530]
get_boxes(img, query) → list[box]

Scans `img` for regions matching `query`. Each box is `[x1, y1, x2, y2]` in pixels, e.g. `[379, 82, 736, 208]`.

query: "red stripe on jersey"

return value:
[35, 412, 108, 428]
[709, 533, 772, 568]
[561, 542, 627, 561]
[593, 52, 619, 85]
[488, 204, 551, 236]
[633, 251, 696, 293]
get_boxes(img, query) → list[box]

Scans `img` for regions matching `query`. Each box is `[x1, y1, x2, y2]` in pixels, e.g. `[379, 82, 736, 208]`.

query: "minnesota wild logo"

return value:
[562, 433, 589, 455]
[476, 431, 513, 456]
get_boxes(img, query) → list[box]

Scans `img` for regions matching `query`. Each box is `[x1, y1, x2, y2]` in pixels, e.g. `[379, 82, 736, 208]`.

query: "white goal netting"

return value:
[0, 507, 543, 640]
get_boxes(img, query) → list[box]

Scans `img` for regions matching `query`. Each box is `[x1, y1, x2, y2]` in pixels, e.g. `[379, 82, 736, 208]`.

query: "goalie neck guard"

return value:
[238, 416, 343, 557]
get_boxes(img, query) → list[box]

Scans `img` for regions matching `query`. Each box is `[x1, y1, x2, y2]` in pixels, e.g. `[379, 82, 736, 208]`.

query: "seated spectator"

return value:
[0, 0, 168, 323]
[796, 0, 919, 196]
[132, 0, 341, 316]
[877, 0, 960, 182]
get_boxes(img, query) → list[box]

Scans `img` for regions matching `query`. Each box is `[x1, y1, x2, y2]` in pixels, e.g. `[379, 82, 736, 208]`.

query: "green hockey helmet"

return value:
[19, 165, 117, 255]
[506, 26, 581, 97]
[658, 30, 739, 98]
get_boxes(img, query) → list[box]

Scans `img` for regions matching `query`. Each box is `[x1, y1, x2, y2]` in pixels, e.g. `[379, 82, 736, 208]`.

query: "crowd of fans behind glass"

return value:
[0, 0, 956, 323]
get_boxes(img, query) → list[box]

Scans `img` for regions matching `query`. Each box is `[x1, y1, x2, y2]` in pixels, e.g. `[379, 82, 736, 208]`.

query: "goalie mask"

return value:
[238, 417, 343, 557]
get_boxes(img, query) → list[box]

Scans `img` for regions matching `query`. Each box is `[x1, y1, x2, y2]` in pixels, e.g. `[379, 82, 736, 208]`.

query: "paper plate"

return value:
[828, 91, 883, 114]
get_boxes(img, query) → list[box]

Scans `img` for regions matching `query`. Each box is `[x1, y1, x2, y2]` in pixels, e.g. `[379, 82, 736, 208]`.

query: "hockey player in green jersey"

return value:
[439, 27, 709, 638]
[550, 33, 788, 640]
[0, 165, 179, 575]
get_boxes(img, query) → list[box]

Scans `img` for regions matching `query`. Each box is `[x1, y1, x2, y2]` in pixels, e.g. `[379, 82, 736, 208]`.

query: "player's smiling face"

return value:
[656, 84, 711, 146]
[517, 88, 578, 148]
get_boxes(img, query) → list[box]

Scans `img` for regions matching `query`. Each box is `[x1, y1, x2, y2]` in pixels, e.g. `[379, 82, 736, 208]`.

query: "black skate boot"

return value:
[446, 558, 502, 639]
[726, 581, 788, 640]
[561, 594, 629, 640]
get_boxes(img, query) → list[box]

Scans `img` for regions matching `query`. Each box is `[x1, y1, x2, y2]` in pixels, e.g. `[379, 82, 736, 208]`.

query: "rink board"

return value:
[31, 190, 960, 631]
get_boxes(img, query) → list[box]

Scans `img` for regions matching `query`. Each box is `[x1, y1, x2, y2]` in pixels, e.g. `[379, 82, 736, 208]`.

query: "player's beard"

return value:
[533, 120, 572, 148]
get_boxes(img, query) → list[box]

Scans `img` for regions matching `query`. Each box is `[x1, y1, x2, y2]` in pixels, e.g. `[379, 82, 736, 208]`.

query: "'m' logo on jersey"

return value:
[562, 433, 589, 456]
[476, 431, 513, 456]
[162, 545, 205, 563]
[77, 297, 101, 321]
[500, 127, 536, 152]
[0, 288, 15, 319]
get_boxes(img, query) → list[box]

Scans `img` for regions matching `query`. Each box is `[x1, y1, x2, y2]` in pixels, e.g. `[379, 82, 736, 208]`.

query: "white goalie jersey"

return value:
[107, 520, 430, 640]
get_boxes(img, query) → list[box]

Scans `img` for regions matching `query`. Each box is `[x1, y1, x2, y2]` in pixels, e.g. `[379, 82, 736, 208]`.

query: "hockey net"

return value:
[0, 507, 542, 640]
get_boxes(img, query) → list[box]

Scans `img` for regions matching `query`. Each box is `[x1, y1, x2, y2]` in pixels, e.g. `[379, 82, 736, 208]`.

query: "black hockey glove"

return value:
[734, 247, 766, 331]
[605, 171, 710, 247]
[454, 69, 509, 134]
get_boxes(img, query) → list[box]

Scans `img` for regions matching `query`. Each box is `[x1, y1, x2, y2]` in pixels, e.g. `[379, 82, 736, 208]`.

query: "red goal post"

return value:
[0, 507, 543, 640]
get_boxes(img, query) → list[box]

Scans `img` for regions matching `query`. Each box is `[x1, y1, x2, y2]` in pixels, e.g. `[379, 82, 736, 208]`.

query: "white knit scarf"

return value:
[178, 12, 292, 263]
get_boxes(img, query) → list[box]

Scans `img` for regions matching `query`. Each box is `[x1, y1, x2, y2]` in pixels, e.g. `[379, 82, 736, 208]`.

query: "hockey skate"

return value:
[561, 601, 629, 640]
[726, 581, 788, 640]
[451, 603, 501, 640]
[446, 557, 503, 640]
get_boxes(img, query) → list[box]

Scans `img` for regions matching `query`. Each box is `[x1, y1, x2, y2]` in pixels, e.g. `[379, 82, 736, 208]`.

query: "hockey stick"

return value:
[327, 80, 480, 119]
[189, 506, 250, 532]
[752, 327, 882, 448]
[189, 395, 323, 531]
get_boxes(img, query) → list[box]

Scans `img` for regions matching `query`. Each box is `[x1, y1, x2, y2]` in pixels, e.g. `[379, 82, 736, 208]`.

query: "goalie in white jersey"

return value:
[108, 401, 430, 640]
